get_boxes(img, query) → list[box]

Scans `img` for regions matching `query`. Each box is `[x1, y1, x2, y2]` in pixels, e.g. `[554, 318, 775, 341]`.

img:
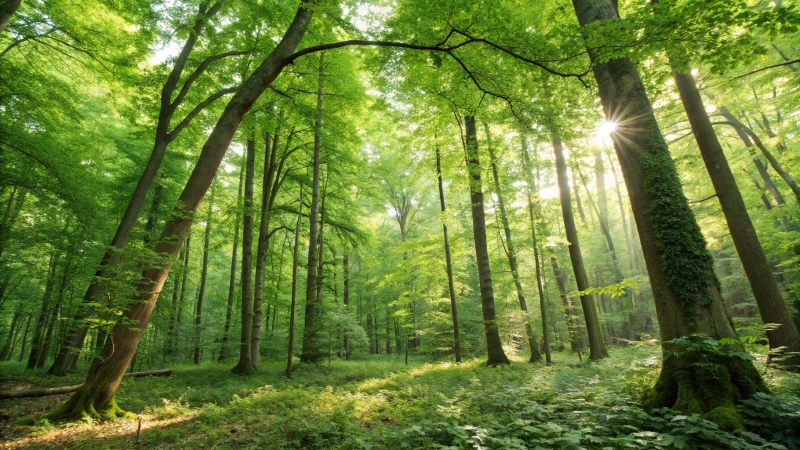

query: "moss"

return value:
[639, 122, 719, 321]
[46, 387, 134, 422]
[703, 406, 743, 432]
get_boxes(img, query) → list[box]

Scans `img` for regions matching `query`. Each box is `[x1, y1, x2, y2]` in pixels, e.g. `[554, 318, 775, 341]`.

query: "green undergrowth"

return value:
[3, 346, 800, 449]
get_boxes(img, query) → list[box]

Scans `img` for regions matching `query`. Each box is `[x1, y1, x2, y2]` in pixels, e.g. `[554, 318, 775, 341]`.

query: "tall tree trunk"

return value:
[1, 310, 20, 360]
[552, 135, 608, 360]
[572, 0, 767, 428]
[550, 255, 584, 353]
[286, 187, 303, 379]
[301, 54, 325, 363]
[194, 186, 214, 365]
[463, 116, 509, 366]
[232, 137, 256, 374]
[343, 252, 352, 361]
[669, 64, 800, 369]
[435, 146, 461, 363]
[485, 123, 541, 363]
[28, 253, 59, 369]
[219, 160, 244, 362]
[0, 0, 21, 34]
[48, 2, 229, 377]
[253, 129, 281, 367]
[18, 315, 30, 362]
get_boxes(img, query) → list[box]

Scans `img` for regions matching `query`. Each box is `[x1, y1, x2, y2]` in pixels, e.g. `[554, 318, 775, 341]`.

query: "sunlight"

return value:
[598, 120, 617, 137]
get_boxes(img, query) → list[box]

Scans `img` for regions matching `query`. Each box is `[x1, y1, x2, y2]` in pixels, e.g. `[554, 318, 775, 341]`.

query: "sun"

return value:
[598, 120, 617, 137]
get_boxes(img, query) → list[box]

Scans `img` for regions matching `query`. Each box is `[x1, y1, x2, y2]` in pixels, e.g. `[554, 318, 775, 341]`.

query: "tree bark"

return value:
[486, 123, 541, 363]
[219, 160, 244, 362]
[572, 0, 767, 429]
[552, 135, 608, 360]
[301, 54, 325, 363]
[463, 116, 509, 366]
[47, 6, 313, 420]
[343, 252, 352, 360]
[28, 253, 59, 369]
[286, 187, 303, 379]
[194, 185, 214, 365]
[0, 0, 21, 34]
[232, 137, 256, 374]
[551, 255, 584, 353]
[435, 146, 461, 363]
[671, 68, 800, 369]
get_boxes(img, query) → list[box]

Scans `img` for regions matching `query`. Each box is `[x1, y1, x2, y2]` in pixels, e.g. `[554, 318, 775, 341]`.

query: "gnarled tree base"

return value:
[642, 350, 768, 431]
[46, 388, 133, 422]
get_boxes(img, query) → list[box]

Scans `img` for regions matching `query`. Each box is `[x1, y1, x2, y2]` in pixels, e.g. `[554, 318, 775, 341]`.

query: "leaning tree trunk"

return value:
[572, 0, 768, 430]
[486, 123, 541, 363]
[301, 54, 325, 363]
[436, 146, 462, 363]
[46, 6, 313, 421]
[668, 63, 800, 369]
[552, 135, 607, 360]
[219, 161, 244, 362]
[232, 137, 256, 375]
[193, 186, 214, 365]
[463, 116, 509, 366]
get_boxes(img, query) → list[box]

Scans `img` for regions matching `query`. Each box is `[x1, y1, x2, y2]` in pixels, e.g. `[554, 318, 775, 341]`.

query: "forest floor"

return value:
[0, 344, 798, 449]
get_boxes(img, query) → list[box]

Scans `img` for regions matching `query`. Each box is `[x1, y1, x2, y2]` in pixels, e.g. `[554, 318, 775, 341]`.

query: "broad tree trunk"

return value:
[286, 187, 303, 379]
[47, 6, 313, 420]
[219, 161, 244, 362]
[301, 54, 325, 363]
[435, 146, 461, 363]
[48, 2, 230, 377]
[463, 116, 509, 366]
[572, 0, 767, 429]
[232, 137, 256, 375]
[193, 186, 214, 365]
[486, 123, 541, 363]
[552, 135, 607, 360]
[670, 65, 800, 369]
[0, 0, 21, 34]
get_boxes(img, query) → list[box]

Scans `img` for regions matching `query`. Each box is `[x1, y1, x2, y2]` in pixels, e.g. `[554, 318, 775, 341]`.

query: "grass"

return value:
[1, 344, 799, 449]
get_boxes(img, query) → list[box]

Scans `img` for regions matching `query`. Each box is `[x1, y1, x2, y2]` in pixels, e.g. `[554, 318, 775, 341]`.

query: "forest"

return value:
[1, 0, 800, 448]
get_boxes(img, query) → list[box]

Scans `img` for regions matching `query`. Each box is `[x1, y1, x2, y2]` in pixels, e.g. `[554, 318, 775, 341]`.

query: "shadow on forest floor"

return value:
[0, 345, 798, 449]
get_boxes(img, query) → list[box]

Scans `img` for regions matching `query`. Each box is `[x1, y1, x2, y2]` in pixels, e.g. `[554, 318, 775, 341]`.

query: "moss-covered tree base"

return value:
[230, 361, 257, 375]
[46, 388, 134, 422]
[642, 349, 769, 431]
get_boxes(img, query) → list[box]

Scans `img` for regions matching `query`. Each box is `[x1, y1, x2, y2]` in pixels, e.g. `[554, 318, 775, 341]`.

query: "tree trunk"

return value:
[232, 137, 256, 375]
[572, 0, 767, 429]
[463, 116, 509, 366]
[0, 0, 21, 34]
[194, 186, 214, 365]
[301, 54, 325, 363]
[486, 123, 541, 363]
[28, 253, 59, 369]
[436, 146, 461, 363]
[219, 161, 244, 362]
[46, 6, 313, 420]
[286, 187, 303, 379]
[17, 315, 30, 362]
[551, 255, 584, 353]
[1, 310, 20, 360]
[671, 67, 800, 369]
[343, 252, 352, 361]
[552, 135, 608, 360]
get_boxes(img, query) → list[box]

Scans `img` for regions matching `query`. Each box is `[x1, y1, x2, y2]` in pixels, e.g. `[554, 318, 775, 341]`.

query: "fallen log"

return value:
[0, 369, 174, 400]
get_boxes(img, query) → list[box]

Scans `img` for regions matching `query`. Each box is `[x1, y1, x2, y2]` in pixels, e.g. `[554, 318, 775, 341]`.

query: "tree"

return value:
[435, 145, 461, 363]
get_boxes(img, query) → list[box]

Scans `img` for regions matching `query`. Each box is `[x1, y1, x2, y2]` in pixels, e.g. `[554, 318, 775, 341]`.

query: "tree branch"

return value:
[171, 50, 249, 108]
[167, 86, 238, 141]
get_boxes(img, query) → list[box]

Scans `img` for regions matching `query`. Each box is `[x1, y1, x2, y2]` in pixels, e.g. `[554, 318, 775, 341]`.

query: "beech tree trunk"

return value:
[28, 253, 58, 369]
[0, 0, 21, 34]
[486, 123, 541, 363]
[286, 187, 303, 379]
[193, 186, 214, 365]
[219, 162, 244, 362]
[436, 146, 461, 363]
[670, 66, 800, 369]
[232, 137, 256, 374]
[463, 116, 509, 366]
[343, 252, 352, 360]
[551, 255, 584, 353]
[552, 135, 608, 360]
[572, 0, 768, 429]
[301, 54, 325, 363]
[47, 6, 313, 420]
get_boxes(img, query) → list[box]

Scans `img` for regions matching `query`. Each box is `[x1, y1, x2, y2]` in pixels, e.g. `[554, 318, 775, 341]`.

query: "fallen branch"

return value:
[0, 369, 174, 400]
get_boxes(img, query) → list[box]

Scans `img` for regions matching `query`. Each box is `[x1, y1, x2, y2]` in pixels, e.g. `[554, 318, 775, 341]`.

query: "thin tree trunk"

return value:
[232, 137, 256, 375]
[194, 185, 214, 365]
[1, 310, 20, 360]
[18, 315, 30, 362]
[463, 116, 509, 366]
[343, 252, 352, 361]
[435, 146, 461, 363]
[219, 160, 244, 362]
[552, 135, 608, 360]
[301, 54, 325, 363]
[286, 187, 303, 379]
[28, 254, 58, 369]
[551, 255, 584, 353]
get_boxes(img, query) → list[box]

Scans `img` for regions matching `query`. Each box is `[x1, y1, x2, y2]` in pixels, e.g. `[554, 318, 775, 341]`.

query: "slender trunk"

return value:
[770, 43, 798, 72]
[219, 161, 244, 361]
[343, 253, 351, 360]
[18, 315, 31, 362]
[28, 254, 58, 369]
[671, 67, 800, 369]
[435, 146, 461, 363]
[301, 54, 325, 363]
[552, 136, 607, 360]
[485, 123, 541, 363]
[232, 137, 256, 374]
[573, 0, 767, 427]
[551, 255, 584, 353]
[194, 186, 214, 365]
[286, 187, 303, 379]
[463, 116, 509, 366]
[1, 310, 20, 360]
